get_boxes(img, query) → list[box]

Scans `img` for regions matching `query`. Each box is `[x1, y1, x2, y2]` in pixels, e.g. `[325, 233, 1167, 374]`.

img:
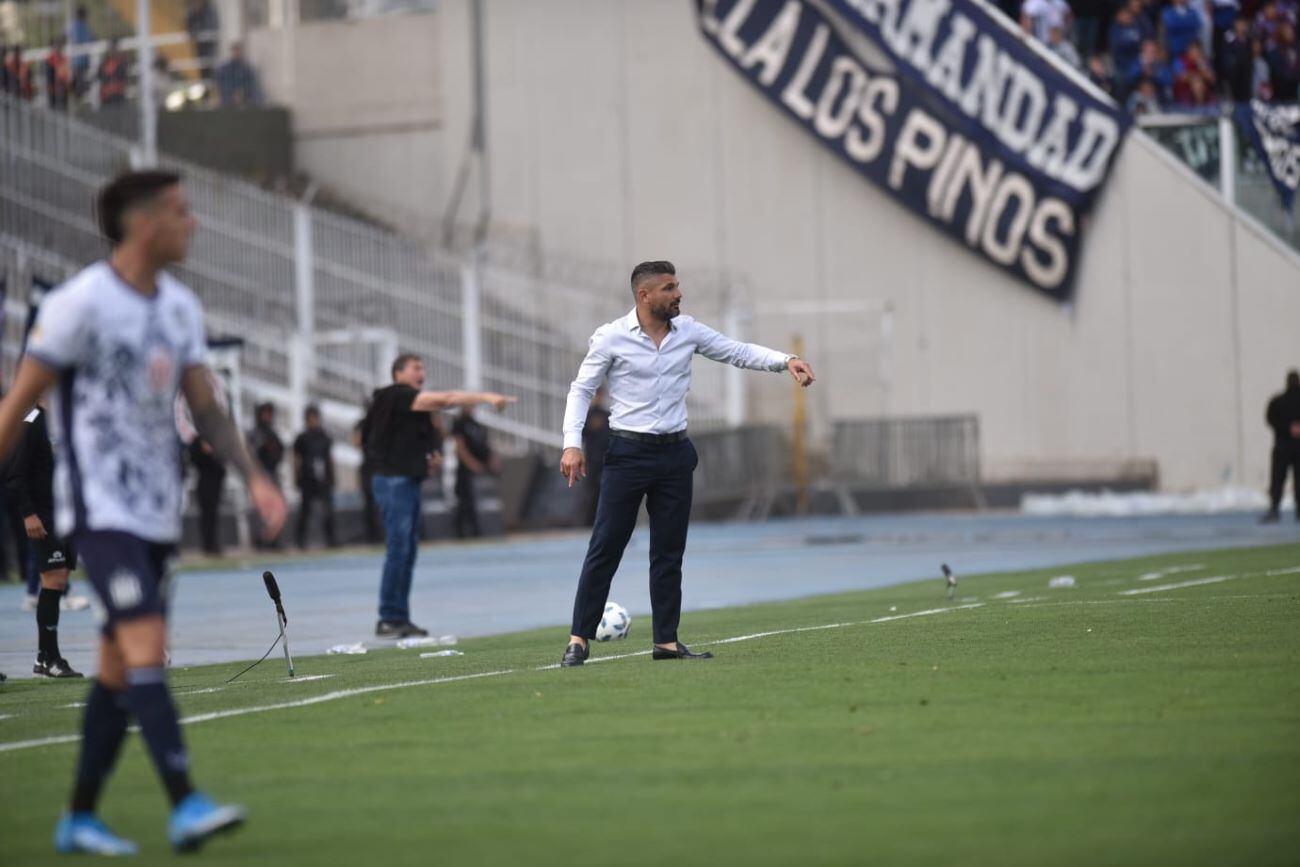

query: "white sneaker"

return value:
[21, 594, 36, 612]
[60, 593, 89, 611]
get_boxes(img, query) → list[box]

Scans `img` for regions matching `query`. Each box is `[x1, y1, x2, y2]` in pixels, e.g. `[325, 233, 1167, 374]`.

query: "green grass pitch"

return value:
[1, 542, 1297, 866]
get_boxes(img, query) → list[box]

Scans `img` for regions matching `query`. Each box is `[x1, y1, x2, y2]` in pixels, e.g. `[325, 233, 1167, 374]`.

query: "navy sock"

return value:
[70, 682, 130, 813]
[124, 667, 194, 807]
[36, 587, 61, 661]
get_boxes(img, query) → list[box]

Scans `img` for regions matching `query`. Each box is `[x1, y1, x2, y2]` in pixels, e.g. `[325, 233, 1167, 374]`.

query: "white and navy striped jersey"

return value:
[25, 261, 208, 543]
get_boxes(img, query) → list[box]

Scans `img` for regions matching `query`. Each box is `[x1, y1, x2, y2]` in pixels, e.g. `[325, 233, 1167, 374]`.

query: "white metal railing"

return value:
[0, 92, 734, 454]
[1137, 109, 1299, 253]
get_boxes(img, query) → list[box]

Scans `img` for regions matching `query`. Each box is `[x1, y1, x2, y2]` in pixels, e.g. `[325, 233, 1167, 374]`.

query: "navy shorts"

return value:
[75, 530, 176, 636]
[34, 533, 77, 573]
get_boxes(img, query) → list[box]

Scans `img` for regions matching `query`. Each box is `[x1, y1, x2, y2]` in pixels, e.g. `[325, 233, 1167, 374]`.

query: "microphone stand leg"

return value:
[281, 615, 295, 678]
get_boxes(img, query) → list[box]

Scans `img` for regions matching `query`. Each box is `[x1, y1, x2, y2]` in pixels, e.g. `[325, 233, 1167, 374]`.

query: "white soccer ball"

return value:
[595, 602, 631, 642]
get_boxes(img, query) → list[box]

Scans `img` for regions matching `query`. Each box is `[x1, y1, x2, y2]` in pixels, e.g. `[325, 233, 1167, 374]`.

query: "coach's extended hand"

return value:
[560, 447, 585, 488]
[787, 357, 816, 387]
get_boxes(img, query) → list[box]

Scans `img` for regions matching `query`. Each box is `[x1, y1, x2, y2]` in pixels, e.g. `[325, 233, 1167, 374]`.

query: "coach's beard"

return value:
[655, 301, 681, 321]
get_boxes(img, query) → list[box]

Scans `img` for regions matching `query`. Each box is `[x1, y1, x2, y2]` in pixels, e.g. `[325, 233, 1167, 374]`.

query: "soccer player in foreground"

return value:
[0, 170, 288, 855]
[558, 261, 816, 666]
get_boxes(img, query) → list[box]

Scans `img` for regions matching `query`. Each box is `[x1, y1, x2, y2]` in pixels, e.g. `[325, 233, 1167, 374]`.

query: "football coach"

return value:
[557, 261, 815, 667]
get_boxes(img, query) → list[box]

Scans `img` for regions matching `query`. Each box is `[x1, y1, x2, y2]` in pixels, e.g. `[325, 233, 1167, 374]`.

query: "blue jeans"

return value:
[372, 475, 422, 623]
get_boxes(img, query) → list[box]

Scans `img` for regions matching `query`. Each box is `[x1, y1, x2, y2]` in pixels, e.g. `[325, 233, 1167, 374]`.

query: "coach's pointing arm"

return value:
[693, 322, 816, 387]
[410, 391, 516, 412]
[560, 328, 614, 487]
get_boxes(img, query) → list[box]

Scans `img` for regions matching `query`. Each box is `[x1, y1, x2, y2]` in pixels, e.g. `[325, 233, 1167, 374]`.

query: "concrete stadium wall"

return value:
[251, 0, 1300, 492]
[247, 12, 445, 234]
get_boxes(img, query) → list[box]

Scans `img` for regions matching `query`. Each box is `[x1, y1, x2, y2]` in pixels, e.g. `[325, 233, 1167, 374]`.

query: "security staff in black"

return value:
[451, 406, 495, 538]
[189, 438, 226, 555]
[1, 406, 83, 677]
[1263, 369, 1300, 523]
[292, 405, 337, 548]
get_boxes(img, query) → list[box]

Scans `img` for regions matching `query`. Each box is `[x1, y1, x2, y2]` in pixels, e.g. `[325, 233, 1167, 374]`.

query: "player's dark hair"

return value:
[630, 260, 675, 294]
[96, 170, 182, 245]
[1287, 370, 1299, 390]
[304, 404, 321, 420]
[391, 353, 422, 379]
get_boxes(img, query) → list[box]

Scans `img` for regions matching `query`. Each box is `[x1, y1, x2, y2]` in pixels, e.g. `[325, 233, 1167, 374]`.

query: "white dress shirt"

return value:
[562, 309, 792, 450]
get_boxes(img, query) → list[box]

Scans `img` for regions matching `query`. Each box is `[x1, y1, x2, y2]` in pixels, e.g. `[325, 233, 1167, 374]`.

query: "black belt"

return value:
[609, 428, 688, 445]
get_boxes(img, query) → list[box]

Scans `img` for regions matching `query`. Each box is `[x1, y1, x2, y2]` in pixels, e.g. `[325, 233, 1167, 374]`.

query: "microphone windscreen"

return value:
[262, 571, 281, 602]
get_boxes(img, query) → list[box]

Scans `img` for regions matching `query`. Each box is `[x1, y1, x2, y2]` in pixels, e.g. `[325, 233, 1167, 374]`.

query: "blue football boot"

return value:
[168, 792, 245, 852]
[53, 812, 139, 856]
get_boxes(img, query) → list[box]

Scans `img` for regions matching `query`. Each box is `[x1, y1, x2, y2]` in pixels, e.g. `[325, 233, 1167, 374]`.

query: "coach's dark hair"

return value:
[630, 260, 675, 294]
[1288, 369, 1299, 390]
[96, 170, 182, 245]
[391, 353, 422, 379]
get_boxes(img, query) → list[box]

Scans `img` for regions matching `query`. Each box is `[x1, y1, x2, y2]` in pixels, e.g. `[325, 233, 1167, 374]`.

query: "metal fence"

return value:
[0, 92, 732, 454]
[1138, 112, 1300, 254]
[691, 425, 787, 519]
[831, 416, 981, 488]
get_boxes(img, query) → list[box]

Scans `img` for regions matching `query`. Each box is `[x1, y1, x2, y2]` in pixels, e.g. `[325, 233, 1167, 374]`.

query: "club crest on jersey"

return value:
[109, 569, 144, 609]
[147, 348, 176, 393]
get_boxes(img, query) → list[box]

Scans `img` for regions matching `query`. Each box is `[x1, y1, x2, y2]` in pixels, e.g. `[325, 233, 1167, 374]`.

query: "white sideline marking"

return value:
[1120, 566, 1298, 596]
[286, 674, 335, 683]
[0, 734, 79, 751]
[179, 670, 514, 725]
[0, 715, 15, 721]
[1137, 564, 1205, 581]
[992, 591, 1022, 599]
[0, 603, 987, 755]
[174, 686, 227, 696]
[709, 604, 984, 647]
[1011, 599, 1175, 608]
[1119, 575, 1236, 595]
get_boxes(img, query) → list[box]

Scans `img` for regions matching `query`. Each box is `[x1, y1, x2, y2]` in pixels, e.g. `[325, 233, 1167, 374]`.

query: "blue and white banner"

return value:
[696, 0, 1133, 300]
[1235, 101, 1300, 215]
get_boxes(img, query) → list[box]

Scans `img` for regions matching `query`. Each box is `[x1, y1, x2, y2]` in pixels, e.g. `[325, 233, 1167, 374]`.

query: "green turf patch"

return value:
[2, 543, 1297, 866]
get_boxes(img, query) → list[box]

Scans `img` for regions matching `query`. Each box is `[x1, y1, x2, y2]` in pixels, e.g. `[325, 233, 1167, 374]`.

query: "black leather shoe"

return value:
[652, 642, 713, 660]
[400, 621, 430, 638]
[561, 642, 589, 667]
[375, 620, 405, 639]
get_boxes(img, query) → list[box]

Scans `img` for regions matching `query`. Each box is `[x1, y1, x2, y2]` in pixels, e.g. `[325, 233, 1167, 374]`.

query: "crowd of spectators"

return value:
[0, 1, 263, 111]
[1009, 0, 1299, 114]
[4, 0, 1293, 118]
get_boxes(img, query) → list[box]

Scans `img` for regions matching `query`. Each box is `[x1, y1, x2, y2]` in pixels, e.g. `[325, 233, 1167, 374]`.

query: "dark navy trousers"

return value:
[571, 435, 697, 645]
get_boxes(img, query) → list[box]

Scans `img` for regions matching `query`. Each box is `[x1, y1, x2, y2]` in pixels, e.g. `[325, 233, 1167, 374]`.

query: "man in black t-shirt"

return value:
[292, 406, 336, 548]
[362, 353, 514, 638]
[451, 407, 497, 538]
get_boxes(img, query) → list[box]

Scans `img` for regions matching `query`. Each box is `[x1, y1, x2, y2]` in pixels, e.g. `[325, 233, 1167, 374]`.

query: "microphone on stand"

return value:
[226, 571, 298, 683]
[263, 571, 294, 678]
